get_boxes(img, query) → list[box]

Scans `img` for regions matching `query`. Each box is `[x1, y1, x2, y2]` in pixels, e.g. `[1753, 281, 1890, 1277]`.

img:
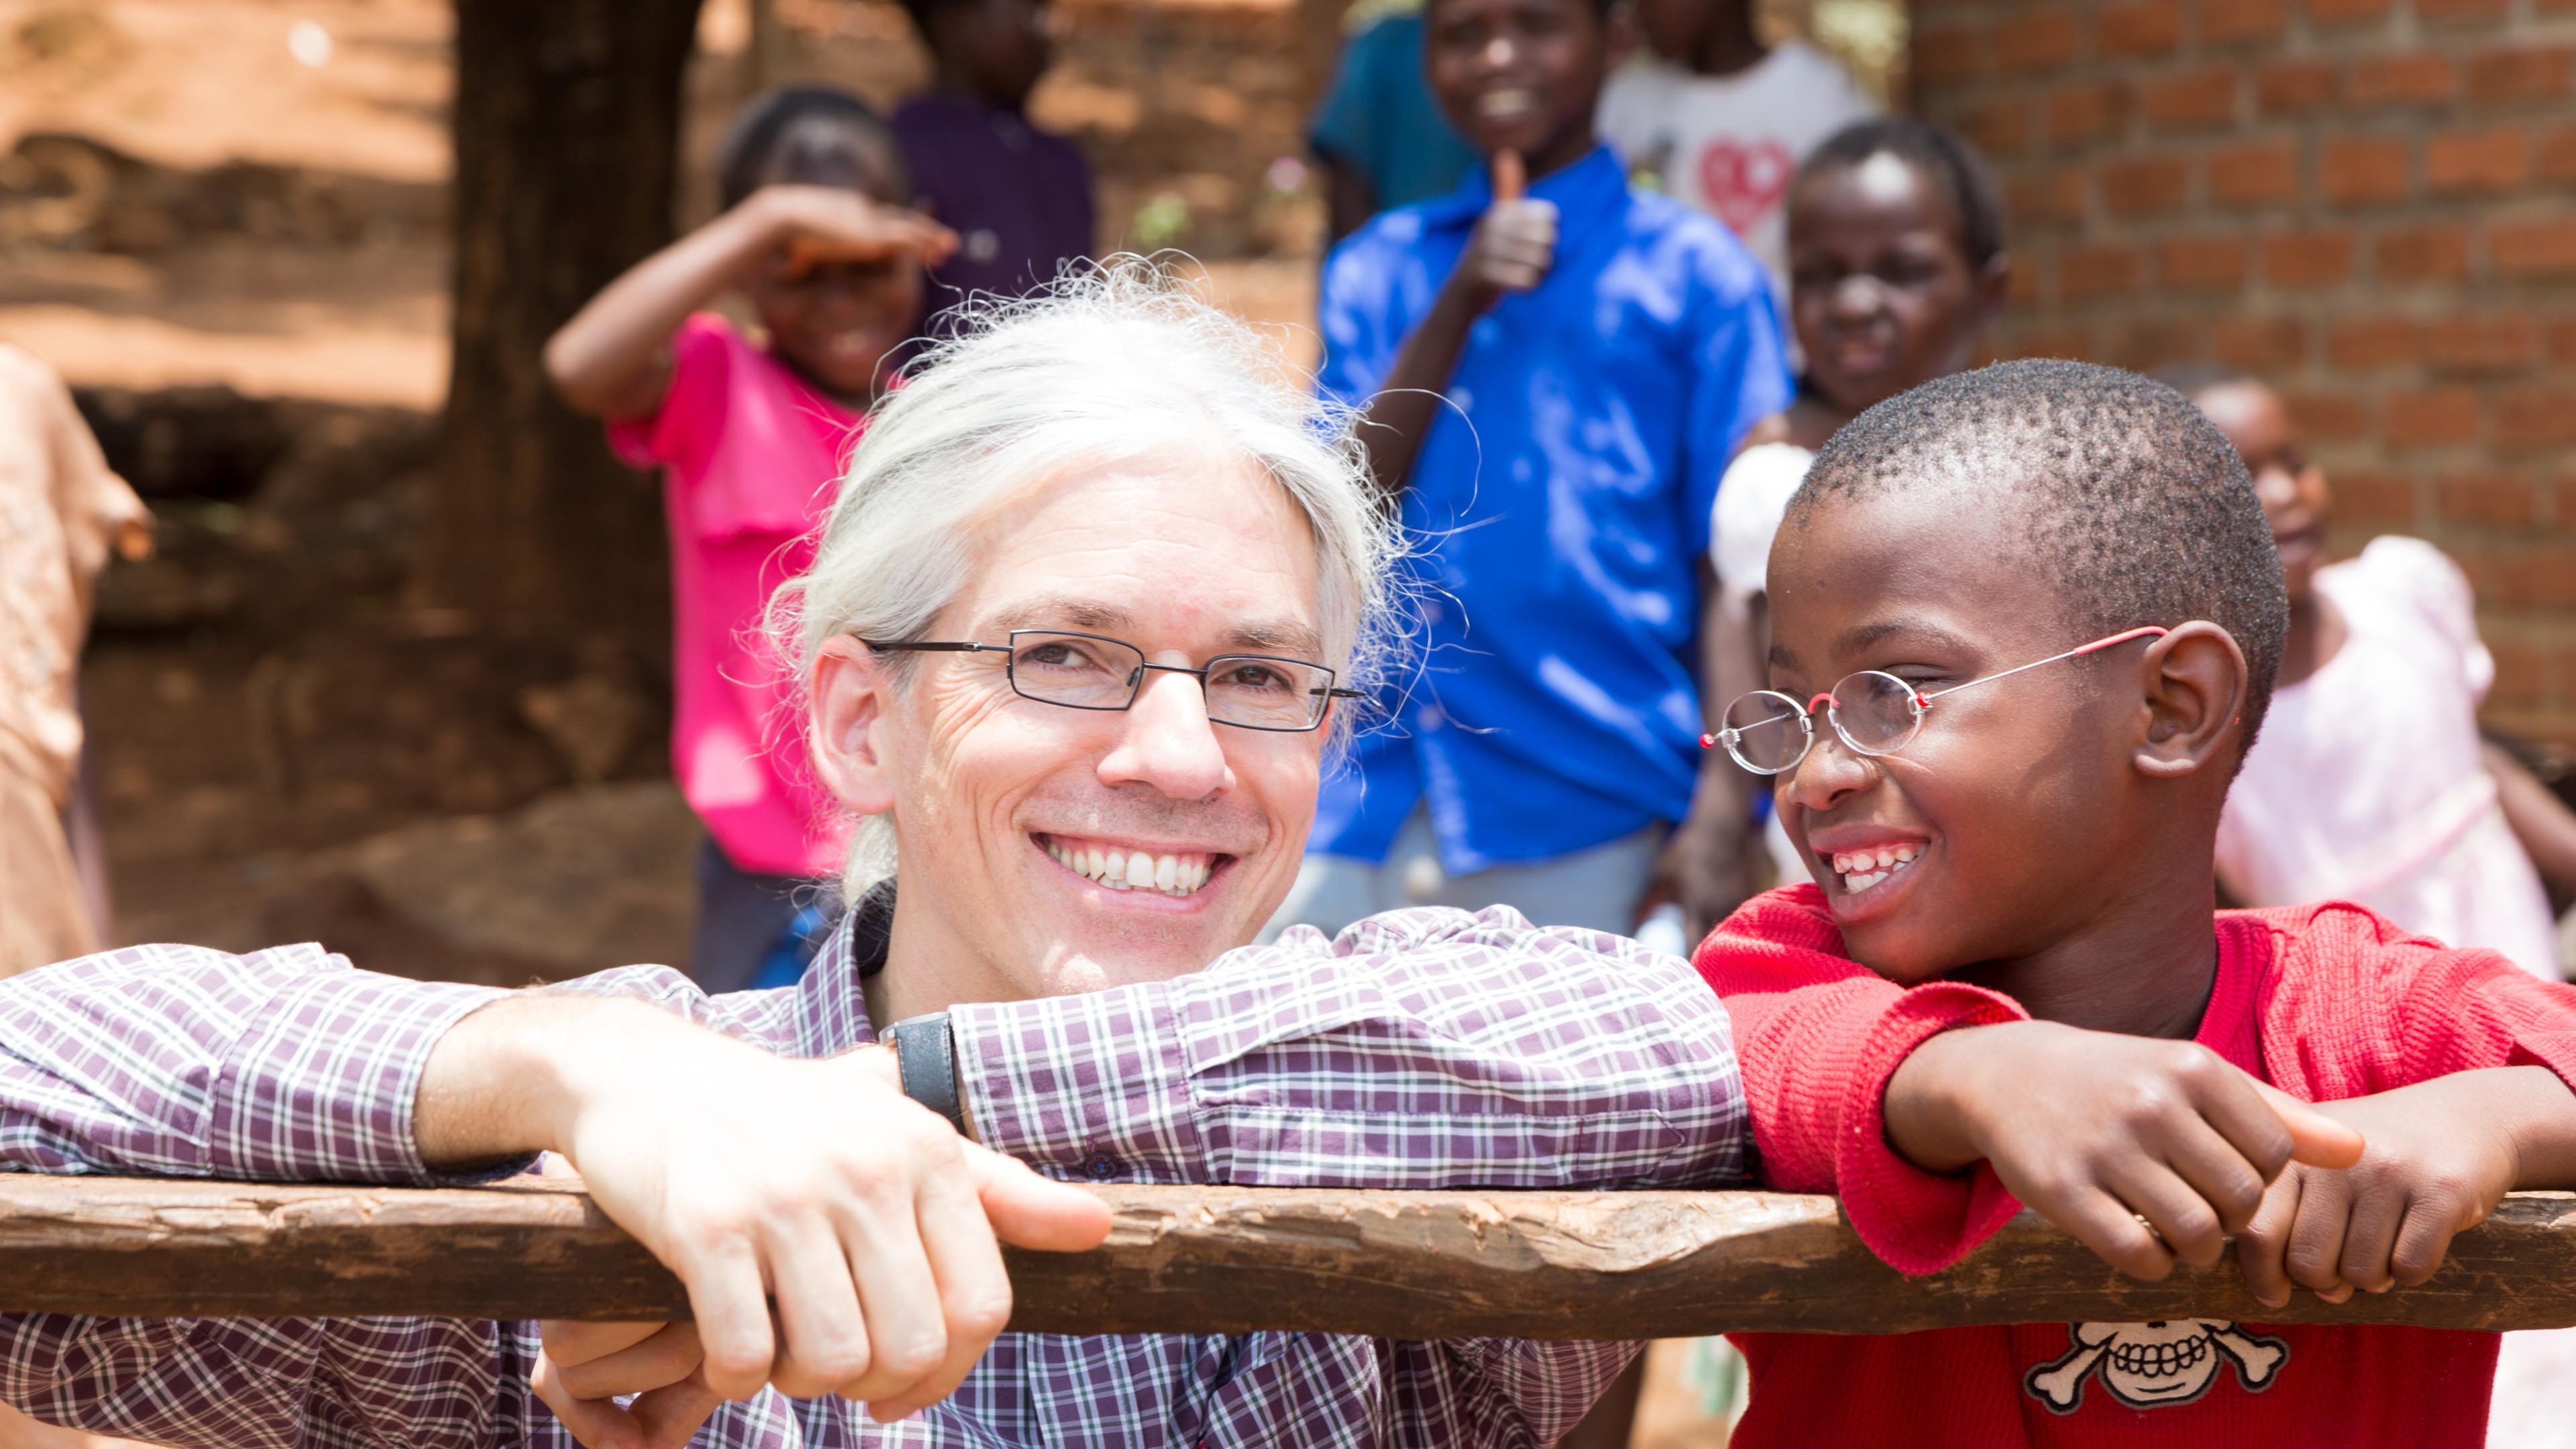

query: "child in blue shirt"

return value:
[1281, 0, 1791, 939]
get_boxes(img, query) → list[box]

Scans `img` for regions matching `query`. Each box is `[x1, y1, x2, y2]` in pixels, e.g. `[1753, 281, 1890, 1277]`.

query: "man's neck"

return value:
[865, 887, 1010, 1025]
[1949, 851, 2224, 1040]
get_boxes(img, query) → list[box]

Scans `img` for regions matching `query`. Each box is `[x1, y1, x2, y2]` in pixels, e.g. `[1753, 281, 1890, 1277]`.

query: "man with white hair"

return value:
[0, 274, 1744, 1447]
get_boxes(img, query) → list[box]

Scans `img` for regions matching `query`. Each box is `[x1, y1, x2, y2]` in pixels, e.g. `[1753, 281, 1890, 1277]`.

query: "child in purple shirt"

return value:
[894, 0, 1095, 317]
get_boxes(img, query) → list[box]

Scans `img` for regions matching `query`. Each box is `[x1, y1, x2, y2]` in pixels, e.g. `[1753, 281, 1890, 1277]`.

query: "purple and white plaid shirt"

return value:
[0, 896, 1744, 1447]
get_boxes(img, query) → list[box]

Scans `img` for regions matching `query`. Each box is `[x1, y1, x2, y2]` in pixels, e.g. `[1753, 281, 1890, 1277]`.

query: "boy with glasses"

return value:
[1694, 359, 2576, 1447]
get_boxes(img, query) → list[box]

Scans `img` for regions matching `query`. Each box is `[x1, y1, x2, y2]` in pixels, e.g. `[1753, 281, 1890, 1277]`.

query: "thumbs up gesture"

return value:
[1451, 150, 1558, 314]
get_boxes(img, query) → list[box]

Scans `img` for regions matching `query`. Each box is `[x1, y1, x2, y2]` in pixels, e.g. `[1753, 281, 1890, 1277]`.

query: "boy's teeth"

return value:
[1046, 837, 1216, 898]
[1830, 845, 1924, 895]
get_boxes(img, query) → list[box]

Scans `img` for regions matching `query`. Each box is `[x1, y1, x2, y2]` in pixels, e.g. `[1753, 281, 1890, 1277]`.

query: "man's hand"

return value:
[750, 184, 958, 279]
[1448, 150, 1557, 313]
[2235, 1067, 2576, 1308]
[1885, 1021, 2365, 1281]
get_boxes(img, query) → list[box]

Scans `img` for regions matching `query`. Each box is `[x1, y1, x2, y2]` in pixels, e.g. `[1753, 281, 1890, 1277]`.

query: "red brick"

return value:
[2141, 66, 2239, 129]
[2546, 316, 2576, 365]
[2484, 639, 2555, 712]
[2265, 229, 2357, 286]
[2008, 260, 2044, 304]
[2047, 82, 2125, 147]
[2061, 244, 2144, 300]
[2008, 326, 2095, 361]
[2208, 140, 2300, 206]
[2112, 320, 2202, 372]
[2483, 549, 2576, 608]
[2536, 125, 2576, 184]
[2466, 47, 2573, 108]
[1913, 25, 1986, 87]
[2307, 0, 2390, 20]
[2345, 54, 2459, 108]
[2492, 217, 2576, 278]
[2257, 60, 2337, 116]
[2425, 128, 2530, 195]
[2319, 138, 2410, 205]
[1996, 12, 2082, 76]
[2383, 387, 2483, 447]
[2497, 386, 2576, 448]
[2326, 316, 2426, 368]
[2284, 389, 2370, 441]
[2202, 0, 2292, 44]
[2330, 468, 2419, 526]
[2375, 224, 2471, 281]
[2427, 315, 2536, 373]
[1955, 98, 2033, 157]
[2103, 156, 2191, 215]
[2159, 235, 2248, 288]
[2098, 0, 2183, 55]
[2212, 317, 2306, 369]
[2439, 471, 2539, 527]
[2006, 168, 2088, 226]
[2418, 0, 2508, 23]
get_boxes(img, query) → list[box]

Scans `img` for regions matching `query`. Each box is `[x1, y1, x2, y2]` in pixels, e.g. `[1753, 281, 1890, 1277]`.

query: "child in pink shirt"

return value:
[546, 87, 955, 990]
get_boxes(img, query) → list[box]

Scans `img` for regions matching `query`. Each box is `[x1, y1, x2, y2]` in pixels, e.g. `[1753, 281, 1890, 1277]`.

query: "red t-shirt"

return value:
[1697, 885, 2576, 1448]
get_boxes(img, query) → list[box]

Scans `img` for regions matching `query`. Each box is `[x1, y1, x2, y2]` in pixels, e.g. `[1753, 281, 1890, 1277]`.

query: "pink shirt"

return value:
[609, 313, 855, 878]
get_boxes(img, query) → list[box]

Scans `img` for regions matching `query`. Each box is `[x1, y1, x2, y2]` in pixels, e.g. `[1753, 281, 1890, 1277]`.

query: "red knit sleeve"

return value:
[1693, 886, 2033, 1274]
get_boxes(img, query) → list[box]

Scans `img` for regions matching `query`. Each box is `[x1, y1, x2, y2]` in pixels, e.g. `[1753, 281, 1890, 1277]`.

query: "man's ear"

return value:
[2132, 621, 2248, 781]
[810, 637, 900, 818]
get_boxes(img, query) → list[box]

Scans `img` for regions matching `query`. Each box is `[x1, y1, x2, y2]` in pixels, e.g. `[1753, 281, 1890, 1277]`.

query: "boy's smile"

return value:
[1424, 0, 1628, 179]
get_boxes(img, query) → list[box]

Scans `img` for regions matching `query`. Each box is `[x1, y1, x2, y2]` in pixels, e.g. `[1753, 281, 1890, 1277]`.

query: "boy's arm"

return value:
[543, 186, 953, 421]
[2486, 741, 2576, 901]
[1352, 152, 1556, 500]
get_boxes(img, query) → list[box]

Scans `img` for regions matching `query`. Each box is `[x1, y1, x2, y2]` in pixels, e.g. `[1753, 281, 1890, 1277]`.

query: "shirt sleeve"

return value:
[603, 313, 735, 475]
[953, 906, 1746, 1190]
[2359, 535, 2494, 704]
[1681, 259, 1794, 559]
[1307, 19, 1390, 174]
[1693, 887, 2029, 1275]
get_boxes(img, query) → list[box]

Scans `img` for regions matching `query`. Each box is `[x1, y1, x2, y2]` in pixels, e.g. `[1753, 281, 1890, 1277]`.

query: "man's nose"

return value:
[1097, 667, 1232, 801]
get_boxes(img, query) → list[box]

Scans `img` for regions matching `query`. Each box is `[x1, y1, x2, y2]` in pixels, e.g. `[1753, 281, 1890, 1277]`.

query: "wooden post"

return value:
[3, 1177, 2574, 1334]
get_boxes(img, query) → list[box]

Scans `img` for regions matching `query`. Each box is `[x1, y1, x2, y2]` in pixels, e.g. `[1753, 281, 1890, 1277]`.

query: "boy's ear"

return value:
[2131, 621, 2248, 782]
[1974, 251, 2012, 330]
[810, 636, 901, 818]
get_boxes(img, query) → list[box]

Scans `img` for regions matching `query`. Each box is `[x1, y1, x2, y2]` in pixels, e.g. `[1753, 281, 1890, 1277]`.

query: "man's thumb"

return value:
[967, 1142, 1115, 1251]
[2257, 1081, 2366, 1168]
[1492, 149, 1525, 204]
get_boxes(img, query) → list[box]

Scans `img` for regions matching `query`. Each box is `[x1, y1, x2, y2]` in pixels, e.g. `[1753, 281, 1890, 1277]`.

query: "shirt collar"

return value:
[793, 880, 895, 1053]
[1419, 143, 1627, 232]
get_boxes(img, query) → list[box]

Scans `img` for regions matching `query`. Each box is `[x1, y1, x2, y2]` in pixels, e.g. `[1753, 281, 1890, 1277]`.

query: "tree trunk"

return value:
[427, 0, 705, 643]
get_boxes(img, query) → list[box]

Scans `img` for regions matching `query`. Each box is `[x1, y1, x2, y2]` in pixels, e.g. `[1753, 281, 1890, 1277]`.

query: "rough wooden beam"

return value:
[0, 1176, 2571, 1336]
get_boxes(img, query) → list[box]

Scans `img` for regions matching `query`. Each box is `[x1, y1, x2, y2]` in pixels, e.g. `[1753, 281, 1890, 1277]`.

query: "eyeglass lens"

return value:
[1716, 671, 1924, 773]
[1006, 631, 1334, 730]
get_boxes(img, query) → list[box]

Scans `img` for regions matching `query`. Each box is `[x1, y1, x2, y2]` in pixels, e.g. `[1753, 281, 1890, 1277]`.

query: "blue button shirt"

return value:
[1313, 144, 1791, 872]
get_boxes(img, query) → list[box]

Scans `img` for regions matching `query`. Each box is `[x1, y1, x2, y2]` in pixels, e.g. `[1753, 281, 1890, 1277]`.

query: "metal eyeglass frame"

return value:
[1702, 626, 2171, 775]
[858, 629, 1365, 733]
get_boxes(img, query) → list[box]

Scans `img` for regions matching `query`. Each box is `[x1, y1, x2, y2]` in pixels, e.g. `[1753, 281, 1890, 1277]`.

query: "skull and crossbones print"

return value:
[2023, 1320, 2290, 1413]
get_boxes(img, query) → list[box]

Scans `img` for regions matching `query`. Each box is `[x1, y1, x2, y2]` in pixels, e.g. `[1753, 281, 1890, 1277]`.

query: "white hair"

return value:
[769, 260, 1405, 901]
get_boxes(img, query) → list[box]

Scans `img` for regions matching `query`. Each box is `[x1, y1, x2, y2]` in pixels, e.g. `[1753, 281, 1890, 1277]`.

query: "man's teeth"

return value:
[1045, 839, 1214, 897]
[1830, 844, 1921, 894]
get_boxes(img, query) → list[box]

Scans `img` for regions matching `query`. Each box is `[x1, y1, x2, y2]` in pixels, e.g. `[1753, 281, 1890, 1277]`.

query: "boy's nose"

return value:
[1778, 729, 1878, 813]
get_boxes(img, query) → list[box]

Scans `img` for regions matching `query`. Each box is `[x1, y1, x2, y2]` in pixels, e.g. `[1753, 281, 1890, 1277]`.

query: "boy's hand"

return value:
[1450, 150, 1557, 313]
[2235, 1067, 2575, 1308]
[750, 184, 958, 277]
[1886, 1021, 2366, 1281]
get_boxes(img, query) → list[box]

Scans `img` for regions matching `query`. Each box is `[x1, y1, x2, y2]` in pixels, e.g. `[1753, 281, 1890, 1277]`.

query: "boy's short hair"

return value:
[716, 86, 908, 211]
[1798, 117, 2006, 272]
[1790, 358, 2290, 754]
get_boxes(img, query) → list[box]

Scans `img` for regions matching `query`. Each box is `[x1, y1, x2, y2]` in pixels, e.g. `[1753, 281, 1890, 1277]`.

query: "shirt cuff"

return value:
[209, 958, 521, 1186]
[1836, 979, 2031, 1276]
[951, 985, 1206, 1184]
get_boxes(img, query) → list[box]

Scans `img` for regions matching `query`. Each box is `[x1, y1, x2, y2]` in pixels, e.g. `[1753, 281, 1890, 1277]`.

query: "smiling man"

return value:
[0, 273, 1746, 1448]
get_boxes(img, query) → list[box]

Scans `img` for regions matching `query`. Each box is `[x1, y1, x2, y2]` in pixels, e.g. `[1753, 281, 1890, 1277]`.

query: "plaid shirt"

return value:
[0, 896, 1745, 1447]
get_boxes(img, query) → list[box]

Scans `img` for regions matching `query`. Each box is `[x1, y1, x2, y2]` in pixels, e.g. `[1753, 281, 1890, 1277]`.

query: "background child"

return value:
[1279, 0, 1790, 947]
[1697, 359, 2576, 1447]
[893, 0, 1094, 316]
[1596, 0, 1874, 309]
[2165, 366, 2575, 983]
[544, 87, 953, 994]
[1307, 0, 1479, 244]
[1707, 115, 2010, 899]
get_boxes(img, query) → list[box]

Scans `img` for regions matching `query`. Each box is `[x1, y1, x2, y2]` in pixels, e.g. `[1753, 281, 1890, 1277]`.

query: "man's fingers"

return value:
[761, 1220, 872, 1399]
[833, 1194, 951, 1405]
[1491, 148, 1525, 202]
[533, 1349, 649, 1449]
[968, 1144, 1112, 1252]
[629, 1379, 729, 1449]
[541, 1319, 669, 1372]
[551, 1322, 706, 1402]
[2235, 1171, 2302, 1309]
[2254, 1081, 2366, 1168]
[675, 1237, 778, 1399]
[866, 1165, 1022, 1421]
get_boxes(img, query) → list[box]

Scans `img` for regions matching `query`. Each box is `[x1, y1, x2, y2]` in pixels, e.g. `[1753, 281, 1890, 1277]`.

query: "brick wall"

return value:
[1909, 0, 2576, 746]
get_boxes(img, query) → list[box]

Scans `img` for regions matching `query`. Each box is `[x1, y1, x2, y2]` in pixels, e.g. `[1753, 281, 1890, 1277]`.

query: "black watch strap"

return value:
[886, 1012, 965, 1136]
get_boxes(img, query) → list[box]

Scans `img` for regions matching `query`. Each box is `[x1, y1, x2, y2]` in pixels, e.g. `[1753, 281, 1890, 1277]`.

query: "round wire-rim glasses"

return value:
[1703, 626, 2170, 775]
[859, 629, 1364, 733]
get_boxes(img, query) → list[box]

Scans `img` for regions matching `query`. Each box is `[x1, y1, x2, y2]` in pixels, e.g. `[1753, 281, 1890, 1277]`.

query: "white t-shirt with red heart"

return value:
[1597, 44, 1876, 311]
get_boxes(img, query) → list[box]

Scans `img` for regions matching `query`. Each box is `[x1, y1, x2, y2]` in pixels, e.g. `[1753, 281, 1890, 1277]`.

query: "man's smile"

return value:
[1034, 832, 1232, 900]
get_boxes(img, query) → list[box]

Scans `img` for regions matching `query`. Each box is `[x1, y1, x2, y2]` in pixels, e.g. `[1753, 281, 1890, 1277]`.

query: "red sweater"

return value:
[1697, 885, 2576, 1448]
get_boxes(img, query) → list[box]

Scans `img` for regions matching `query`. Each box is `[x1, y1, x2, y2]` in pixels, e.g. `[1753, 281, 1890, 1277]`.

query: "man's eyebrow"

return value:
[985, 597, 1138, 634]
[1225, 619, 1325, 658]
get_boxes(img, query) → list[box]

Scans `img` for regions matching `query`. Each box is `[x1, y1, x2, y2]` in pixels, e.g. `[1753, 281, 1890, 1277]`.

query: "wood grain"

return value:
[1, 1177, 2571, 1336]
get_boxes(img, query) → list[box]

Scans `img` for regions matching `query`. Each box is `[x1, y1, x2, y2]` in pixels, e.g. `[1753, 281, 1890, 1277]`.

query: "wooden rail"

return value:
[1, 1176, 2571, 1336]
